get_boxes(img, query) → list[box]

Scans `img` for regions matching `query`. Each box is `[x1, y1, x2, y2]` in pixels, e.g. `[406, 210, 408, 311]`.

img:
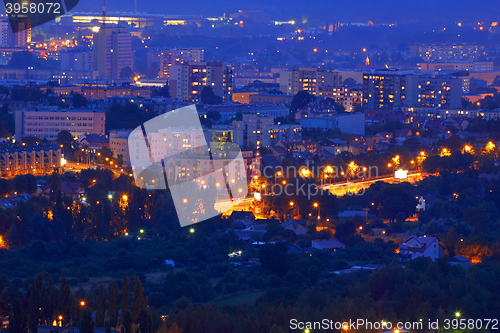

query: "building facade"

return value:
[279, 67, 342, 95]
[317, 85, 363, 111]
[363, 70, 412, 109]
[92, 26, 133, 81]
[169, 61, 232, 102]
[15, 108, 105, 140]
[0, 144, 62, 177]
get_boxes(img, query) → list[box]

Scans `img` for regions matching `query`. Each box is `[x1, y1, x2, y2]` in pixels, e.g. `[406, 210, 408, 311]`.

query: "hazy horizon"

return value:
[68, 0, 500, 26]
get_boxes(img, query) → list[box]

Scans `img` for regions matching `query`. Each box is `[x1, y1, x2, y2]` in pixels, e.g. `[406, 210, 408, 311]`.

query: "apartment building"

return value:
[109, 129, 132, 166]
[15, 108, 105, 141]
[231, 114, 274, 148]
[317, 85, 363, 111]
[411, 44, 486, 62]
[418, 61, 494, 72]
[169, 61, 232, 102]
[363, 70, 412, 109]
[406, 75, 463, 109]
[279, 67, 342, 95]
[92, 26, 133, 81]
[0, 144, 62, 178]
[148, 47, 205, 78]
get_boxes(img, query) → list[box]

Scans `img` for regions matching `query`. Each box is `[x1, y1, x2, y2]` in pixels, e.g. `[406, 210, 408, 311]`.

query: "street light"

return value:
[455, 312, 461, 318]
[80, 301, 85, 306]
[189, 228, 195, 233]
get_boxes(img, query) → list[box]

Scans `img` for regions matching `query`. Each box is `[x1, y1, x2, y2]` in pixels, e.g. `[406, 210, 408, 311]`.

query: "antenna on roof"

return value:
[102, 0, 106, 27]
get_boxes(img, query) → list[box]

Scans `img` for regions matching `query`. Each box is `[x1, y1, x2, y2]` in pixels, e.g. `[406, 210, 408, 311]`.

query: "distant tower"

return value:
[365, 56, 370, 66]
[102, 0, 106, 27]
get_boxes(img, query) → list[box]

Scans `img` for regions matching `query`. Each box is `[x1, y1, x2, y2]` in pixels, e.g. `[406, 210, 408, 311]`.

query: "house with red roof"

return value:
[398, 235, 444, 262]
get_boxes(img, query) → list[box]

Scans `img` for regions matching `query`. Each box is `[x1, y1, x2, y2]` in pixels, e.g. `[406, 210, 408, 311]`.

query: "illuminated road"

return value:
[213, 173, 423, 213]
[215, 197, 254, 213]
[322, 172, 422, 196]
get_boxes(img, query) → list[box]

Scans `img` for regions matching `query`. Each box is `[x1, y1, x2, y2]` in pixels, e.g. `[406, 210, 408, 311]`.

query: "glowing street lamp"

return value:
[348, 161, 359, 180]
[455, 312, 461, 318]
[80, 301, 85, 306]
[440, 148, 451, 157]
[300, 168, 311, 179]
[189, 228, 195, 234]
[485, 141, 496, 153]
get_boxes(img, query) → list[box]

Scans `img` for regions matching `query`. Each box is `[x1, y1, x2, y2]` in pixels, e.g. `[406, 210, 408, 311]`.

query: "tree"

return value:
[151, 85, 170, 98]
[106, 101, 154, 131]
[132, 276, 147, 322]
[445, 226, 459, 256]
[28, 273, 44, 332]
[57, 276, 73, 326]
[0, 103, 14, 137]
[200, 86, 223, 105]
[80, 310, 95, 333]
[121, 311, 133, 333]
[120, 66, 134, 80]
[259, 242, 289, 277]
[269, 325, 287, 333]
[376, 184, 417, 222]
[138, 310, 152, 333]
[72, 93, 88, 108]
[11, 85, 44, 102]
[290, 91, 314, 112]
[206, 110, 221, 122]
[57, 130, 75, 157]
[9, 298, 27, 333]
[96, 284, 106, 327]
[120, 277, 130, 324]
[107, 281, 120, 327]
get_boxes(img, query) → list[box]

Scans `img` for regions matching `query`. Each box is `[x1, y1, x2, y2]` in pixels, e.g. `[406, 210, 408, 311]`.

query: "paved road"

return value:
[322, 172, 422, 196]
[213, 172, 423, 214]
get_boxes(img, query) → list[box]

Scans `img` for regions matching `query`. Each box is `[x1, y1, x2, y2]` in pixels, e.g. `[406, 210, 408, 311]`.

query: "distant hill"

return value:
[68, 0, 500, 26]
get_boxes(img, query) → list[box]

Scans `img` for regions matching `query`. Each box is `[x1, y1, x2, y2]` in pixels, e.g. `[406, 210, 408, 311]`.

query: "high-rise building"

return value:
[60, 49, 92, 71]
[231, 114, 274, 148]
[169, 61, 232, 102]
[362, 70, 413, 109]
[0, 17, 10, 46]
[363, 70, 463, 109]
[92, 26, 133, 81]
[8, 18, 31, 47]
[279, 67, 342, 95]
[146, 47, 205, 78]
[406, 75, 463, 109]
